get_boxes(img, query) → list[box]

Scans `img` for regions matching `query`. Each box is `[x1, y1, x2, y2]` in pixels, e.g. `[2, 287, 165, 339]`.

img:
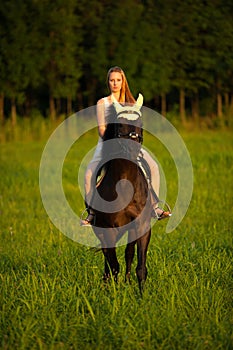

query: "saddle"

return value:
[95, 154, 154, 193]
[91, 155, 172, 218]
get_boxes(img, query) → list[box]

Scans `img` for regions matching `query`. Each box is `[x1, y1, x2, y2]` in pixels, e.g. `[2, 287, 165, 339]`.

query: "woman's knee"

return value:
[85, 168, 93, 181]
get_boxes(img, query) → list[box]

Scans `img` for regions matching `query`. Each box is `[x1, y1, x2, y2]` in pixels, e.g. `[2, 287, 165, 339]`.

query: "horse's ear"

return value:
[111, 94, 123, 114]
[135, 93, 143, 109]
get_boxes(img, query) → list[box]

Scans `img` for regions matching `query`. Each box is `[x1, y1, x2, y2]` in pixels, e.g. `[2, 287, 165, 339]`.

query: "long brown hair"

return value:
[106, 66, 135, 104]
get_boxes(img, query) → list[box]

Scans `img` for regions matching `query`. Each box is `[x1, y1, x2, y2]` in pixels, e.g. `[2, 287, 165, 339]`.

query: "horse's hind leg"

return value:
[102, 248, 119, 282]
[125, 241, 136, 283]
[136, 229, 151, 293]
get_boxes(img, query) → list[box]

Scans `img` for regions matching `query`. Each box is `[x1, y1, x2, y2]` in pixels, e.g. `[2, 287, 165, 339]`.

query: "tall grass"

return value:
[0, 129, 232, 349]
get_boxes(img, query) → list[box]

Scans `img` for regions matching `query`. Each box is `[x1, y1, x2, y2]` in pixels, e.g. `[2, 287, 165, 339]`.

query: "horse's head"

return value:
[102, 94, 144, 160]
[112, 93, 143, 144]
[112, 94, 143, 119]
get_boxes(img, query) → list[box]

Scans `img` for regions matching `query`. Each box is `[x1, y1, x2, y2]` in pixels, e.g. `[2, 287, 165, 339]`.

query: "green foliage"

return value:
[0, 1, 31, 101]
[42, 0, 82, 99]
[1, 131, 232, 349]
[0, 0, 233, 120]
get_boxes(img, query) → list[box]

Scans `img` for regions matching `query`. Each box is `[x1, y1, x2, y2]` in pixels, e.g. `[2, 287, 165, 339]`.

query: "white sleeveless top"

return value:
[103, 96, 112, 124]
[90, 97, 112, 163]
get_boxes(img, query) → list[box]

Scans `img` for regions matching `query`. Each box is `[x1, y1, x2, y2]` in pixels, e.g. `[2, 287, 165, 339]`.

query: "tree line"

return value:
[0, 0, 233, 126]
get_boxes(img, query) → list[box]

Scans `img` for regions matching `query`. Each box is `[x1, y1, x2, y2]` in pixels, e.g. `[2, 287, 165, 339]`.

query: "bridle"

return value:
[117, 130, 143, 142]
[115, 113, 143, 144]
[116, 110, 141, 118]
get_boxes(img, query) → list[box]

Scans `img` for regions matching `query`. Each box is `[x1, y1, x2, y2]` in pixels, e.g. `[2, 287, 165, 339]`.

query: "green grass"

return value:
[0, 130, 233, 349]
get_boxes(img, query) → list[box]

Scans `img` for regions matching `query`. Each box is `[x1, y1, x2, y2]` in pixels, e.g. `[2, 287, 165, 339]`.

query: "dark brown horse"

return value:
[90, 95, 152, 292]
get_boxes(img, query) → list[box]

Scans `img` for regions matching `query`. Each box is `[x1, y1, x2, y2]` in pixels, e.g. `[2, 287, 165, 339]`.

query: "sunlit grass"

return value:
[0, 130, 232, 349]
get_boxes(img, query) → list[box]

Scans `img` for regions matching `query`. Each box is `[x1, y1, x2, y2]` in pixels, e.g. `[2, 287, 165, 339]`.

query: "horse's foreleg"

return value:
[136, 229, 151, 293]
[102, 248, 119, 282]
[125, 240, 136, 283]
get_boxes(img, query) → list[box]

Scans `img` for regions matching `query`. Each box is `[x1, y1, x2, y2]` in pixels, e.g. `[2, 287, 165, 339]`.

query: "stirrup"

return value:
[152, 201, 172, 221]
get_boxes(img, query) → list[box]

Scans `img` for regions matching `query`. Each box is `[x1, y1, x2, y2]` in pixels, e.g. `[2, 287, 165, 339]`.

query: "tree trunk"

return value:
[24, 97, 31, 117]
[67, 96, 72, 116]
[56, 98, 61, 116]
[49, 95, 56, 121]
[87, 79, 97, 106]
[179, 88, 186, 125]
[217, 92, 222, 118]
[191, 93, 199, 126]
[11, 98, 17, 126]
[154, 95, 160, 110]
[224, 92, 229, 112]
[0, 93, 4, 124]
[161, 93, 166, 117]
[229, 93, 233, 127]
[76, 92, 83, 111]
[230, 93, 233, 111]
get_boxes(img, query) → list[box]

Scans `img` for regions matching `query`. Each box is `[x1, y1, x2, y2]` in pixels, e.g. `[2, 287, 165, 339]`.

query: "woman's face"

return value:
[108, 72, 123, 93]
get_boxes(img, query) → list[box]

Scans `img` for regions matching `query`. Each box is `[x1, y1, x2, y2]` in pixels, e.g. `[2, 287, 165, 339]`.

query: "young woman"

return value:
[81, 66, 171, 226]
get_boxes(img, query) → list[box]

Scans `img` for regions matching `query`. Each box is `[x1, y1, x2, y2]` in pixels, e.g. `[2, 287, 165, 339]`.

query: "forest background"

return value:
[0, 0, 233, 131]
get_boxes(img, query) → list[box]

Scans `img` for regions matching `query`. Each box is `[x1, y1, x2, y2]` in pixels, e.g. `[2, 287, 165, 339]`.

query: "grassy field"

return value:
[0, 128, 232, 349]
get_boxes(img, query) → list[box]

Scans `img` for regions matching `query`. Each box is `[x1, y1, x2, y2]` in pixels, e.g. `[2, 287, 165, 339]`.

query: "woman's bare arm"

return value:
[96, 98, 106, 138]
